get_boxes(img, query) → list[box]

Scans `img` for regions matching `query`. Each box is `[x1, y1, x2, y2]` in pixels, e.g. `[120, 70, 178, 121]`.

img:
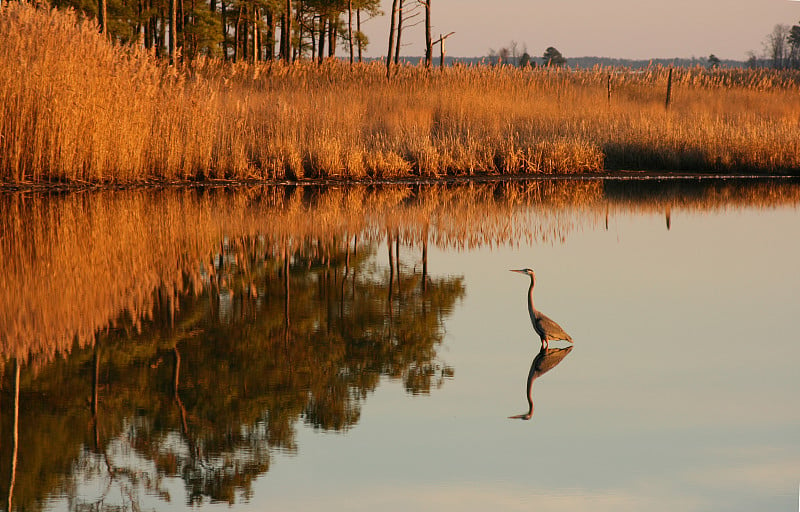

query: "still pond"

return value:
[0, 178, 798, 512]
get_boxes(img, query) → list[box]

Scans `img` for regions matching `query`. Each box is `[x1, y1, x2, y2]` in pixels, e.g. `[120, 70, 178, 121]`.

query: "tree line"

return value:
[487, 41, 566, 67]
[39, 0, 382, 64]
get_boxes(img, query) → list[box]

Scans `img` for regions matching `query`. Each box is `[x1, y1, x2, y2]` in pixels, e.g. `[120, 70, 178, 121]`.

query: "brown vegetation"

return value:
[2, 4, 800, 185]
[3, 180, 800, 367]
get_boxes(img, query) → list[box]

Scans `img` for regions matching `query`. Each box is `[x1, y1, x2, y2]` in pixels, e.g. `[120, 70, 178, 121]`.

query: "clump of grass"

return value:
[2, 4, 800, 184]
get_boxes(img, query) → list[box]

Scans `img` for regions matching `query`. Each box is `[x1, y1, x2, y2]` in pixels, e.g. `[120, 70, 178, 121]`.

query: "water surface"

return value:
[1, 179, 798, 512]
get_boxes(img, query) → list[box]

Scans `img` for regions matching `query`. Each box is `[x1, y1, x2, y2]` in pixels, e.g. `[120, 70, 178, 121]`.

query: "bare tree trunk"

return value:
[169, 0, 177, 64]
[386, 0, 399, 80]
[282, 0, 292, 63]
[310, 16, 317, 61]
[278, 12, 286, 60]
[292, 3, 301, 61]
[357, 9, 362, 62]
[328, 13, 335, 58]
[242, 4, 249, 62]
[254, 5, 261, 63]
[296, 6, 303, 60]
[347, 0, 353, 65]
[318, 15, 326, 63]
[158, 5, 166, 57]
[424, 1, 431, 68]
[234, 5, 242, 62]
[178, 0, 185, 62]
[265, 7, 275, 60]
[440, 32, 445, 68]
[138, 0, 147, 47]
[188, 0, 197, 60]
[221, 0, 229, 60]
[98, 0, 108, 38]
[394, 0, 403, 65]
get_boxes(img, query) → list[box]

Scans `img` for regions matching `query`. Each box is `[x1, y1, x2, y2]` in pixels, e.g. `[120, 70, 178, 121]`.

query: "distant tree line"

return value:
[488, 40, 566, 67]
[37, 0, 381, 64]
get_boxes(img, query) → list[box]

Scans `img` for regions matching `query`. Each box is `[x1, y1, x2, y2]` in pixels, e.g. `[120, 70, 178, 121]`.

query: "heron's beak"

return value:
[510, 269, 526, 274]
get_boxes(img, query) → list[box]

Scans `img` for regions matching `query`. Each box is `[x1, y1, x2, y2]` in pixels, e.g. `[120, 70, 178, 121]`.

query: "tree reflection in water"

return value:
[0, 238, 463, 510]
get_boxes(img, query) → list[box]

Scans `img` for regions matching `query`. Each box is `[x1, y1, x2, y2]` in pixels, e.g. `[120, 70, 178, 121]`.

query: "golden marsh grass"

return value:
[2, 4, 800, 184]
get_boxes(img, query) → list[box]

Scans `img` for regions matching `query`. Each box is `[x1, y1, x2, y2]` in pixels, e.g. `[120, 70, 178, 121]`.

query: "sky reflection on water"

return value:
[257, 193, 800, 512]
[1, 179, 798, 512]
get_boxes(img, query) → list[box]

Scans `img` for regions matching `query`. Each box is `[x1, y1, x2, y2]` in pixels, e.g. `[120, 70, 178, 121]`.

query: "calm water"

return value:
[1, 179, 798, 512]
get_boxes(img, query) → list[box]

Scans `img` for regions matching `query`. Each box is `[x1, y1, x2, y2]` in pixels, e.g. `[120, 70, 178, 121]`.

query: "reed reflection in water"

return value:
[0, 178, 799, 511]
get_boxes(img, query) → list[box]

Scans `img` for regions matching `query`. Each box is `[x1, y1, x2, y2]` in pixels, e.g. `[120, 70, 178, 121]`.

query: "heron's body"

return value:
[512, 268, 573, 348]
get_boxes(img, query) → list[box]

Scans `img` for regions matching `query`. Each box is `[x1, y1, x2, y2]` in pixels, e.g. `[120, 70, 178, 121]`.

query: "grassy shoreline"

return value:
[2, 171, 799, 194]
[3, 4, 800, 185]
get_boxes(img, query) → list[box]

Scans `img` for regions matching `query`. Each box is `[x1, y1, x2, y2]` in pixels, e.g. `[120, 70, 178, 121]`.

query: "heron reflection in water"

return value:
[509, 345, 573, 420]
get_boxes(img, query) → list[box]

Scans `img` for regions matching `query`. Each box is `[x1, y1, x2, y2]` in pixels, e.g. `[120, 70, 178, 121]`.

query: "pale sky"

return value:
[359, 0, 800, 61]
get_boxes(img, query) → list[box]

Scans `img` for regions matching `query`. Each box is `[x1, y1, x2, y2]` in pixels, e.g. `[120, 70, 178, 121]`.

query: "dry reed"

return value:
[2, 4, 800, 184]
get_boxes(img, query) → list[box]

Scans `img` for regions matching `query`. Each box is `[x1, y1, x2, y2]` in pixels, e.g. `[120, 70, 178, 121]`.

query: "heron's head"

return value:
[510, 268, 535, 277]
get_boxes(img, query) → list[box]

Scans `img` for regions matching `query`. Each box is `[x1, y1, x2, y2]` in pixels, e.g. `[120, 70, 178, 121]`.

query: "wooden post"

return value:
[665, 67, 673, 109]
[607, 73, 612, 104]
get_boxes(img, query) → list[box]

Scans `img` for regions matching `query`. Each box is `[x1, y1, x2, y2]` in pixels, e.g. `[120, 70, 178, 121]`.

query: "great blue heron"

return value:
[510, 268, 573, 349]
[509, 345, 573, 420]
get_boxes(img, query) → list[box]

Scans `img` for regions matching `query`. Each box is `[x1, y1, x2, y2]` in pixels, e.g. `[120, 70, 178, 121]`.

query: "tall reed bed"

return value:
[2, 3, 800, 184]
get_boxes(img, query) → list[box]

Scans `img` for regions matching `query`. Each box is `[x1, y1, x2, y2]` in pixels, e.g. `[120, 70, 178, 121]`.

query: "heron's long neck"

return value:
[527, 275, 537, 316]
